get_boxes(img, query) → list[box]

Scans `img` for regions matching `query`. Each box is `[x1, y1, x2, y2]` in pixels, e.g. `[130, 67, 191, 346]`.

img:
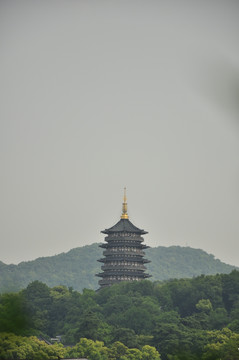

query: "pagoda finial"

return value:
[121, 187, 129, 219]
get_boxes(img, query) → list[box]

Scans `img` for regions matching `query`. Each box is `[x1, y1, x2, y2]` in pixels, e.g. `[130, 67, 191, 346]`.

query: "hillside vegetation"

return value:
[0, 244, 236, 293]
[1, 271, 239, 359]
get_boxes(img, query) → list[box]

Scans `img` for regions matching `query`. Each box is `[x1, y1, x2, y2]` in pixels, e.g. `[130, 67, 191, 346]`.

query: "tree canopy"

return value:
[0, 271, 239, 359]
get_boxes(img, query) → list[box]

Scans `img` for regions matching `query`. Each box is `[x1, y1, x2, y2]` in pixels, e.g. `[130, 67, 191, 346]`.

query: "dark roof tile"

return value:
[101, 219, 147, 234]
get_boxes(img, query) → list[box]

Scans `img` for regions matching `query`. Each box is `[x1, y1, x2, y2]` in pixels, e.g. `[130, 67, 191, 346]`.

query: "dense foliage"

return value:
[0, 333, 65, 360]
[0, 334, 161, 360]
[1, 271, 239, 359]
[0, 244, 236, 293]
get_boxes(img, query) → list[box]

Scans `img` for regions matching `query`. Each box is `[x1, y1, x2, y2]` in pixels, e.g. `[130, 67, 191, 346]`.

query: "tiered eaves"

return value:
[96, 190, 151, 289]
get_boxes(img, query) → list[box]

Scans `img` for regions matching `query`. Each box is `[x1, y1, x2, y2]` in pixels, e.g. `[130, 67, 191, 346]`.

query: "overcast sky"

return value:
[1, 0, 239, 267]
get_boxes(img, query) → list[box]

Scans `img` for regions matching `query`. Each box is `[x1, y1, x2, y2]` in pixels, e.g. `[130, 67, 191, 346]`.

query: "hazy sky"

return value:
[1, 1, 239, 266]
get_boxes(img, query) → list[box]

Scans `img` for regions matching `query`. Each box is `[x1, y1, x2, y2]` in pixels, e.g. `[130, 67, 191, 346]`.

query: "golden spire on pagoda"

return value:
[121, 187, 129, 219]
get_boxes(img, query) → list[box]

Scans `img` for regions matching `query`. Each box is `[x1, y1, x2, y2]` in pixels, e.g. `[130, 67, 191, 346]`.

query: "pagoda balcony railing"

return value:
[96, 269, 147, 277]
[106, 235, 144, 241]
[103, 250, 145, 256]
[97, 272, 151, 280]
[105, 239, 144, 246]
[98, 259, 150, 265]
[100, 243, 145, 249]
[98, 255, 148, 263]
[101, 264, 146, 271]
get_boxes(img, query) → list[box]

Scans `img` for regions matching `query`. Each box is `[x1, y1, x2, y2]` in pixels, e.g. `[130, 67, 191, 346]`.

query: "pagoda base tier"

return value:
[96, 270, 151, 278]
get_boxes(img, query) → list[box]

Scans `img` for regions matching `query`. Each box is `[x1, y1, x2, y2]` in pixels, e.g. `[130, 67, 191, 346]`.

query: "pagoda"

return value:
[96, 188, 151, 289]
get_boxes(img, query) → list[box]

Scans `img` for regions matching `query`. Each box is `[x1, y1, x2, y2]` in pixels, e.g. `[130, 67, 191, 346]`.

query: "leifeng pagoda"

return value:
[96, 188, 151, 289]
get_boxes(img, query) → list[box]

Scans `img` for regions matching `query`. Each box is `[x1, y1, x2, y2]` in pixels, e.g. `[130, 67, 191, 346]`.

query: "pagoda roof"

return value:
[101, 218, 148, 235]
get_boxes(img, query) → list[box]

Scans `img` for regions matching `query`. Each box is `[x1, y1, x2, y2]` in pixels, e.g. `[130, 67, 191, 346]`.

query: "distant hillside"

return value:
[0, 243, 237, 293]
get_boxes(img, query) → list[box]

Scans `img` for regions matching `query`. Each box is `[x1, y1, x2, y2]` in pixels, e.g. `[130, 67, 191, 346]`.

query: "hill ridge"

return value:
[0, 243, 237, 293]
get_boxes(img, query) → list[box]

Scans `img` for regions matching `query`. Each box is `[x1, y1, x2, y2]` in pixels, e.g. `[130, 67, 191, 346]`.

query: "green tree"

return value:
[22, 281, 52, 334]
[152, 311, 182, 357]
[111, 327, 139, 348]
[75, 310, 102, 341]
[222, 271, 239, 312]
[141, 345, 161, 360]
[66, 338, 109, 360]
[109, 341, 128, 360]
[209, 307, 228, 329]
[0, 333, 65, 360]
[123, 305, 154, 334]
[125, 347, 142, 360]
[196, 299, 213, 313]
[194, 299, 213, 329]
[0, 293, 29, 334]
[102, 294, 132, 318]
[202, 328, 239, 360]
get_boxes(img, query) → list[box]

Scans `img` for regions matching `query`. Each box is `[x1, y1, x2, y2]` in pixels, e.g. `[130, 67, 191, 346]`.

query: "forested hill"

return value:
[0, 243, 237, 293]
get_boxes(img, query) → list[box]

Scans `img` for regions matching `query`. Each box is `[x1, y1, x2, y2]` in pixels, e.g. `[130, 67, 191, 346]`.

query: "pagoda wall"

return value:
[96, 230, 151, 289]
